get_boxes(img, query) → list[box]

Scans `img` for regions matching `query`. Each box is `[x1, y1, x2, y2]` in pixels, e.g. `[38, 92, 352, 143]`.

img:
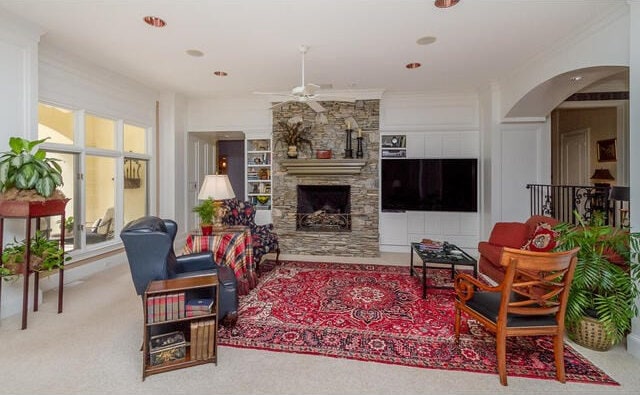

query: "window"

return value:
[38, 103, 74, 145]
[85, 156, 115, 245]
[123, 158, 148, 226]
[85, 114, 115, 150]
[38, 103, 151, 254]
[124, 124, 146, 154]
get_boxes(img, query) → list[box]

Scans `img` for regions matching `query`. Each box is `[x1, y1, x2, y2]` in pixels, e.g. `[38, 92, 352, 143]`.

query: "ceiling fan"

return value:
[253, 45, 355, 113]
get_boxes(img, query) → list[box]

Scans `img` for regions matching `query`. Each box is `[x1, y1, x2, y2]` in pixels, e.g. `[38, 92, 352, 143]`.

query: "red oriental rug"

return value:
[218, 260, 618, 385]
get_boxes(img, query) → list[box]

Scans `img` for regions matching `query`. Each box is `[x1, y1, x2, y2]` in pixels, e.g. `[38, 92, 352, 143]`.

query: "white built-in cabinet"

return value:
[379, 131, 480, 254]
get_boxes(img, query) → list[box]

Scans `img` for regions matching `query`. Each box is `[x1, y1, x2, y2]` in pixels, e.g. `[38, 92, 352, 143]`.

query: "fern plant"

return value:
[554, 211, 638, 344]
[0, 137, 63, 198]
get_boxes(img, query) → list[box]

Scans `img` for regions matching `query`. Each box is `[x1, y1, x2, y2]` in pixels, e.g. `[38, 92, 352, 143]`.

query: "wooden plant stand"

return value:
[0, 198, 69, 329]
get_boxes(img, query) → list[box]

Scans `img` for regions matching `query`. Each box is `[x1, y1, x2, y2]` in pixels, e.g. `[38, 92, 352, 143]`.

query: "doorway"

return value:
[559, 128, 589, 186]
[218, 140, 245, 199]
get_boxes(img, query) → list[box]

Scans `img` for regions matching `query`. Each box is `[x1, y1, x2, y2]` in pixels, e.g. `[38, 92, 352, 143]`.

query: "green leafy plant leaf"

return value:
[0, 136, 62, 197]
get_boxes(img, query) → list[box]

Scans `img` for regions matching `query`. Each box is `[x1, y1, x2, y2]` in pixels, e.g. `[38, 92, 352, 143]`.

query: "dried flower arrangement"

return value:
[276, 117, 313, 157]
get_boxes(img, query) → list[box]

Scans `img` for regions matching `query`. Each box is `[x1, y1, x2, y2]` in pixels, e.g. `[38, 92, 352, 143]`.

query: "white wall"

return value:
[39, 44, 157, 128]
[0, 10, 41, 319]
[625, 0, 640, 361]
[496, 121, 551, 222]
[187, 96, 272, 134]
[499, 4, 629, 119]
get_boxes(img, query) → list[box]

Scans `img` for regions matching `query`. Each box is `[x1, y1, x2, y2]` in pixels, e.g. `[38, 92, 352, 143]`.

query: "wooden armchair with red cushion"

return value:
[478, 215, 559, 283]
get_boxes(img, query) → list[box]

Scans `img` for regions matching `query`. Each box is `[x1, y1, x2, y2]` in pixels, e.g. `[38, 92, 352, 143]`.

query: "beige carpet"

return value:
[1, 252, 639, 394]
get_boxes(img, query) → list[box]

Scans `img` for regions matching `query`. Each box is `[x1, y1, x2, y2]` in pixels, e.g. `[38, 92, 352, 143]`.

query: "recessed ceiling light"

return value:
[570, 75, 583, 82]
[406, 62, 421, 69]
[143, 16, 166, 27]
[185, 49, 204, 57]
[213, 71, 228, 77]
[416, 36, 437, 46]
[434, 0, 460, 8]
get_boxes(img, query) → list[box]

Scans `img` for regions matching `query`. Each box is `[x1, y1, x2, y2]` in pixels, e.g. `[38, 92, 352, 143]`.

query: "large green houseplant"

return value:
[554, 212, 638, 349]
[0, 136, 64, 198]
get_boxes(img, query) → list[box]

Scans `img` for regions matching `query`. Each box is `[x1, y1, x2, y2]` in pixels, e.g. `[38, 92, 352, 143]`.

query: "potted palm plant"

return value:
[192, 198, 215, 236]
[554, 212, 638, 350]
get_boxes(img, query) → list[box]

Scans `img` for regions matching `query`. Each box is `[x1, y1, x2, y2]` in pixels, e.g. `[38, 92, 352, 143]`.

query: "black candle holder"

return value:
[344, 128, 353, 159]
[356, 136, 364, 158]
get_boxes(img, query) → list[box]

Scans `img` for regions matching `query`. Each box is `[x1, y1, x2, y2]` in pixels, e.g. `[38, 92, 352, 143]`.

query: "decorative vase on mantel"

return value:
[287, 145, 298, 159]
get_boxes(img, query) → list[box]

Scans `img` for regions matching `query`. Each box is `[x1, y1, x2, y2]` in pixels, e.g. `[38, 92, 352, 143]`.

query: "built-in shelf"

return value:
[280, 159, 367, 175]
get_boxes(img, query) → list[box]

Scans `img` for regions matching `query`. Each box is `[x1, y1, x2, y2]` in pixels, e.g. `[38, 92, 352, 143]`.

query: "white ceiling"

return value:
[0, 0, 627, 99]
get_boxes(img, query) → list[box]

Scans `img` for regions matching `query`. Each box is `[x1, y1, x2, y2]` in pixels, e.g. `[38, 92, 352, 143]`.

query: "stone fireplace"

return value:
[297, 185, 351, 232]
[271, 100, 380, 257]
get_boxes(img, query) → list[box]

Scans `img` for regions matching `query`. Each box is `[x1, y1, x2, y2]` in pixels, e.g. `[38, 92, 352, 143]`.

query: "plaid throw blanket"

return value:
[182, 228, 257, 295]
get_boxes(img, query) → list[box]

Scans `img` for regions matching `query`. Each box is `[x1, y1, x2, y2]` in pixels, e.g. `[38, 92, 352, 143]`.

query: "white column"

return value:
[627, 0, 640, 360]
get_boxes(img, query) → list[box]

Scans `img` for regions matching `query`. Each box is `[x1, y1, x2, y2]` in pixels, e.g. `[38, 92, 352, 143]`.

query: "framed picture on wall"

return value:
[597, 138, 617, 162]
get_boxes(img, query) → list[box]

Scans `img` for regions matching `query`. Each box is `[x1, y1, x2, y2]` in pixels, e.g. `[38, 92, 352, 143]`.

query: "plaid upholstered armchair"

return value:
[222, 199, 280, 269]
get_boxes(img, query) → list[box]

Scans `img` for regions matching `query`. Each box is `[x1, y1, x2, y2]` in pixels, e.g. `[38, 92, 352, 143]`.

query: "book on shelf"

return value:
[146, 296, 155, 323]
[186, 298, 214, 319]
[201, 321, 209, 360]
[166, 295, 173, 320]
[178, 292, 185, 319]
[148, 292, 188, 322]
[207, 319, 215, 359]
[153, 295, 160, 322]
[196, 321, 206, 360]
[190, 321, 198, 359]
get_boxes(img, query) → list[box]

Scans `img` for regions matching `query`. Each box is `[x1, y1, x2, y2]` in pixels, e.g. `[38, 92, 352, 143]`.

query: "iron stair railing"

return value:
[526, 184, 613, 226]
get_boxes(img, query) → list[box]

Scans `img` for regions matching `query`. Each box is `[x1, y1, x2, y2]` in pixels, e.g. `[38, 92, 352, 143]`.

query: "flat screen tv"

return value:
[381, 158, 478, 212]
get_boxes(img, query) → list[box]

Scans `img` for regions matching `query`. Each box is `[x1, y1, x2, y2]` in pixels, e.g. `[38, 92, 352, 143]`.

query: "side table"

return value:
[410, 241, 477, 299]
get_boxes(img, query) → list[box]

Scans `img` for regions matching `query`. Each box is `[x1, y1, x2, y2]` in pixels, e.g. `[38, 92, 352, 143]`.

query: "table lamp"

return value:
[590, 168, 614, 187]
[198, 174, 235, 230]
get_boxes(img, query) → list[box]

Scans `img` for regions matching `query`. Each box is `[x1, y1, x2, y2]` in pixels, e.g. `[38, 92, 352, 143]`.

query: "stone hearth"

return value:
[272, 100, 380, 257]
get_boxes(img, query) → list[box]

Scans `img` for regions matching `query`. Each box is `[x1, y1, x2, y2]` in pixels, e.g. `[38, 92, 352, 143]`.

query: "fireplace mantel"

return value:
[280, 159, 367, 175]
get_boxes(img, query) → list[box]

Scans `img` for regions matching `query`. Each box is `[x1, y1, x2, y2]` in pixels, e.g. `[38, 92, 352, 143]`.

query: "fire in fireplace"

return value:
[297, 185, 351, 232]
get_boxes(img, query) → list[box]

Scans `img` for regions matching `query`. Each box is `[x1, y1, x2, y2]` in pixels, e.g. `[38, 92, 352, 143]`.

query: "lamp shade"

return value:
[198, 175, 235, 200]
[609, 186, 630, 201]
[590, 168, 615, 181]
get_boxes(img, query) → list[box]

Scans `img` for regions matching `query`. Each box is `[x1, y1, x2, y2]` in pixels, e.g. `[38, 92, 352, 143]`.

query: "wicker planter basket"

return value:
[569, 316, 616, 351]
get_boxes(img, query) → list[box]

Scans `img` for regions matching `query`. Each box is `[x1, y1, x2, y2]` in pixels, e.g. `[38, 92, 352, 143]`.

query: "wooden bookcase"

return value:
[142, 275, 218, 380]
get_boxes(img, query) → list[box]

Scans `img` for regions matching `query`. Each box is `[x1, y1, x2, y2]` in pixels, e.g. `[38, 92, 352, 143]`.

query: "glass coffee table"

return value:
[410, 241, 477, 298]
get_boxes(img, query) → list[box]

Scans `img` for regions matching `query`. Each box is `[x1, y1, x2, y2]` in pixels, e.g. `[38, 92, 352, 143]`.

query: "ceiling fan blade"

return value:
[307, 101, 325, 112]
[270, 100, 294, 110]
[304, 83, 320, 95]
[253, 91, 296, 98]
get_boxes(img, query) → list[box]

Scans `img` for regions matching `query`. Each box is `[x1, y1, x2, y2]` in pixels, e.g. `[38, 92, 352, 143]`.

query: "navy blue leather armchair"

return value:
[120, 216, 238, 325]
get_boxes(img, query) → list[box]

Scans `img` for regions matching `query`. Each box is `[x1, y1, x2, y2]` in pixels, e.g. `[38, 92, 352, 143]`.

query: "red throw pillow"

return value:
[522, 223, 558, 252]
